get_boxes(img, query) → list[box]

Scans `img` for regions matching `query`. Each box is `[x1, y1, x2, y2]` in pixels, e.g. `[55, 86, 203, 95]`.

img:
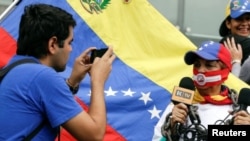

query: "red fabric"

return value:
[55, 96, 126, 141]
[0, 27, 16, 68]
[201, 87, 233, 105]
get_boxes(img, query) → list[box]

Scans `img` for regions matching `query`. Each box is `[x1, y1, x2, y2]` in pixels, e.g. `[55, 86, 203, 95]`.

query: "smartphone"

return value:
[90, 48, 108, 63]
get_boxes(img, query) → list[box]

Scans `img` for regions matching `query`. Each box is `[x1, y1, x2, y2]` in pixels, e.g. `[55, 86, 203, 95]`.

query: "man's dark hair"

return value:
[16, 3, 76, 58]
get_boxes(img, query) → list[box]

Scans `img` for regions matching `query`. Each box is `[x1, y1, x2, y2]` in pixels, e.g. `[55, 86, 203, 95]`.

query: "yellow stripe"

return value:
[67, 0, 249, 93]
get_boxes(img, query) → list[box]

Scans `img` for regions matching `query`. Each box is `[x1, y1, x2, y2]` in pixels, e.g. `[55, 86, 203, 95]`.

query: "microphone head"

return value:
[179, 77, 195, 91]
[238, 88, 250, 106]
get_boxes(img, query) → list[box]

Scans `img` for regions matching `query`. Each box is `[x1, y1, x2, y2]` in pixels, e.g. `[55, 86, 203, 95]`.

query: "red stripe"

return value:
[0, 27, 16, 68]
[56, 96, 126, 141]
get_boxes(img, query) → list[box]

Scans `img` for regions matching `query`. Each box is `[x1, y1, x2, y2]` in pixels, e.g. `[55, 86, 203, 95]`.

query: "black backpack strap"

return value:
[23, 120, 46, 141]
[0, 58, 45, 140]
[0, 58, 38, 81]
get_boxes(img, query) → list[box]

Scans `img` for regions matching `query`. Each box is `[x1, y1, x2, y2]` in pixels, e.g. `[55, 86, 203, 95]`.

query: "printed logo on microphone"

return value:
[172, 86, 194, 105]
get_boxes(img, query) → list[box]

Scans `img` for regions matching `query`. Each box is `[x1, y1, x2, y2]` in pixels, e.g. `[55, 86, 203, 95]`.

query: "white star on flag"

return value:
[148, 105, 162, 119]
[139, 92, 152, 105]
[105, 86, 118, 96]
[122, 88, 136, 97]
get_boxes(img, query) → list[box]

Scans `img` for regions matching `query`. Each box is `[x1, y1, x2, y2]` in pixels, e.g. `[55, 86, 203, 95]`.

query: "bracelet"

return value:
[231, 60, 241, 65]
[66, 79, 79, 94]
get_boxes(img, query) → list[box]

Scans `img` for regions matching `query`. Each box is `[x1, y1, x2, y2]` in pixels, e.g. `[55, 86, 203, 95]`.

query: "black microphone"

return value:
[237, 88, 250, 111]
[230, 88, 250, 125]
[172, 77, 195, 131]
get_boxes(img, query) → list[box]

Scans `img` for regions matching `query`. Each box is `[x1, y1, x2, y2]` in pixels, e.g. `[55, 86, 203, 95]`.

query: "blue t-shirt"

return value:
[0, 56, 83, 140]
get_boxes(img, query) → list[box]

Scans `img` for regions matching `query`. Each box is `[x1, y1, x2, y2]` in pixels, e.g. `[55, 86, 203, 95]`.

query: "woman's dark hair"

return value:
[16, 4, 76, 58]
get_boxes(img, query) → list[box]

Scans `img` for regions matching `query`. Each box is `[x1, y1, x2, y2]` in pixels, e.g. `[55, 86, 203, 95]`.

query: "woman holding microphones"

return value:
[153, 41, 250, 141]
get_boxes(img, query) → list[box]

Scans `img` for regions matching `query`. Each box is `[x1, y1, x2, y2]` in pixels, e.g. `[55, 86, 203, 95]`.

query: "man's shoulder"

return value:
[6, 58, 58, 81]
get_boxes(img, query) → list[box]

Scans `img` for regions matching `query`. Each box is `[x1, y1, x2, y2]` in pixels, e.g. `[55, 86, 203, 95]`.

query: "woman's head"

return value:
[184, 41, 232, 89]
[219, 0, 250, 37]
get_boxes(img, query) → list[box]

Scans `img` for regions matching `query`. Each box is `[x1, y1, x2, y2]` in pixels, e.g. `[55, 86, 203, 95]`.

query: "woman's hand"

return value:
[223, 37, 242, 63]
[233, 110, 250, 125]
[171, 103, 189, 127]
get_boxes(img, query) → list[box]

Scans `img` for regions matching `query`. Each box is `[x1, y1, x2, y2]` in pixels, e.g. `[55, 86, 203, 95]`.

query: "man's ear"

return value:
[48, 36, 58, 54]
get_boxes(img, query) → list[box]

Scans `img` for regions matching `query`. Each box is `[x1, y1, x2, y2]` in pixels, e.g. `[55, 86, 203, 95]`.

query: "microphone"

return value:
[237, 88, 250, 111]
[172, 77, 195, 105]
[172, 77, 195, 131]
[230, 88, 250, 125]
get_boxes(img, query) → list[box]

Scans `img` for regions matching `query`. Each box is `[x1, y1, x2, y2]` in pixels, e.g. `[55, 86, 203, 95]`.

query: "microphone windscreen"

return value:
[179, 77, 195, 91]
[238, 88, 250, 106]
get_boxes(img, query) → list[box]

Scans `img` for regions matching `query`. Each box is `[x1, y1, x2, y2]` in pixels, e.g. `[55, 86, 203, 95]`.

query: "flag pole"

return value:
[0, 0, 22, 23]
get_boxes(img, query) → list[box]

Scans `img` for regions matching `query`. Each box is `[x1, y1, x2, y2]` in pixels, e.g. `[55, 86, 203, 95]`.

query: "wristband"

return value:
[66, 79, 79, 94]
[231, 60, 241, 65]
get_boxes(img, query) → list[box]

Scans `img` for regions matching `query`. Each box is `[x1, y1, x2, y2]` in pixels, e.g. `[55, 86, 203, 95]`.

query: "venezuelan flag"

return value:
[0, 0, 249, 140]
